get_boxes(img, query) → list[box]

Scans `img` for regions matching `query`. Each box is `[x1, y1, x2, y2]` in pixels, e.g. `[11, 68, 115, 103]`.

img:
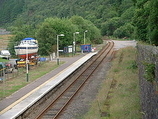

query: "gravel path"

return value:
[59, 40, 137, 119]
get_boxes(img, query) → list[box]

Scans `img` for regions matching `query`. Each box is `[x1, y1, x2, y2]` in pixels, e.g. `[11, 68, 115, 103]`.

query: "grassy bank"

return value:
[83, 47, 141, 119]
[0, 58, 8, 62]
[0, 34, 12, 50]
[0, 61, 64, 100]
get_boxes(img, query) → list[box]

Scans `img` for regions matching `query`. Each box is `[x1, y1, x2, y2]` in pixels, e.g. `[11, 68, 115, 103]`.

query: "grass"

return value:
[83, 47, 141, 119]
[0, 35, 12, 62]
[0, 61, 64, 100]
[0, 58, 8, 62]
[0, 34, 12, 50]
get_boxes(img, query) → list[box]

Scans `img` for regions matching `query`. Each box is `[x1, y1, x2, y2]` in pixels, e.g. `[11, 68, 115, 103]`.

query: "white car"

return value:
[0, 50, 11, 59]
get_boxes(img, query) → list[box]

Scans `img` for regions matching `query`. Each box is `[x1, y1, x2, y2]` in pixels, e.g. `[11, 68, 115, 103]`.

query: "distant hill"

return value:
[0, 0, 133, 29]
[1, 0, 157, 45]
[0, 0, 25, 26]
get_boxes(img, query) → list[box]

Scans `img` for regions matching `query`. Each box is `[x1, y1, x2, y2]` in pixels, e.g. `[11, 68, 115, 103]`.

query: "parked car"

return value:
[0, 62, 13, 76]
[0, 50, 11, 60]
[5, 63, 14, 73]
[0, 62, 5, 76]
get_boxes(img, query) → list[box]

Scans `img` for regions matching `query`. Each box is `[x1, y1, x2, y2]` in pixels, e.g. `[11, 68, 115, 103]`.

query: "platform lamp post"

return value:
[73, 32, 79, 55]
[57, 34, 64, 65]
[26, 45, 29, 82]
[84, 30, 88, 44]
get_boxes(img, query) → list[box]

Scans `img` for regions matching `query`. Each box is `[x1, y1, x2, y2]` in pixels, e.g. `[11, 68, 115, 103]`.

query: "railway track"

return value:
[36, 41, 114, 119]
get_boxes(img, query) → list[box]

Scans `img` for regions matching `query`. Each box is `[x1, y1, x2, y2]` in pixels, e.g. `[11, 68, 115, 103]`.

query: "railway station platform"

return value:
[0, 52, 97, 119]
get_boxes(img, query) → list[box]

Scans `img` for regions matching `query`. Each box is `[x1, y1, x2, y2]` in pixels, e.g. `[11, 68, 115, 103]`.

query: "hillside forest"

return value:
[0, 0, 158, 56]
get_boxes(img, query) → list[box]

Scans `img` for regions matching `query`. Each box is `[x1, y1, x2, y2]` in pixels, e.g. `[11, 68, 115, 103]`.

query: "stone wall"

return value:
[137, 44, 158, 119]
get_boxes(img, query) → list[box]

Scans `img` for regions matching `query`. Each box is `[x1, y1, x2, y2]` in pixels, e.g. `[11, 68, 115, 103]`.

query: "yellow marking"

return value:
[0, 54, 93, 115]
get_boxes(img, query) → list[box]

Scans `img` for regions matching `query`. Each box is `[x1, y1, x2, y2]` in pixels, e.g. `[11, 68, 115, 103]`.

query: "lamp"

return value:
[57, 34, 64, 65]
[84, 30, 88, 44]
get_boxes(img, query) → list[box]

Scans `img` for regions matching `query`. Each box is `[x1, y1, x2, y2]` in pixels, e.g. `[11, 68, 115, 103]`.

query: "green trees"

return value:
[100, 0, 135, 39]
[8, 16, 101, 56]
[133, 0, 158, 45]
[36, 16, 101, 55]
[101, 17, 121, 36]
[113, 23, 135, 39]
[70, 16, 102, 44]
[0, 0, 134, 36]
[1, 0, 157, 46]
[147, 0, 158, 45]
[0, 0, 25, 25]
[36, 17, 77, 55]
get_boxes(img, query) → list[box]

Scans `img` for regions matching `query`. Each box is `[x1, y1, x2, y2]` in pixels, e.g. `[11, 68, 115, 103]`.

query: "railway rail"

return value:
[36, 41, 114, 119]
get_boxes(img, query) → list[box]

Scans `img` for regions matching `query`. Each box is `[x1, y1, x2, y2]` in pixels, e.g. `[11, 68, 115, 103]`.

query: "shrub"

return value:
[143, 62, 155, 82]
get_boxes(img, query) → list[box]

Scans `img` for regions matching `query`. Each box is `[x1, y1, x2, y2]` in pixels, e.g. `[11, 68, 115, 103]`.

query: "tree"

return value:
[133, 0, 158, 44]
[70, 16, 102, 44]
[113, 23, 135, 39]
[147, 0, 158, 45]
[36, 17, 77, 55]
[0, 0, 25, 26]
[120, 6, 135, 24]
[133, 1, 148, 41]
[101, 17, 121, 36]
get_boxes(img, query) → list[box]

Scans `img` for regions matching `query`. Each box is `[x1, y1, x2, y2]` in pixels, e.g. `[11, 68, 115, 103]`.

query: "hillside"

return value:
[0, 0, 134, 29]
[0, 0, 24, 25]
[0, 0, 157, 45]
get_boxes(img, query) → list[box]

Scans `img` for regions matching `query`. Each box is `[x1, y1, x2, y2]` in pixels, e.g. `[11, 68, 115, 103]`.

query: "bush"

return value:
[143, 62, 155, 82]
